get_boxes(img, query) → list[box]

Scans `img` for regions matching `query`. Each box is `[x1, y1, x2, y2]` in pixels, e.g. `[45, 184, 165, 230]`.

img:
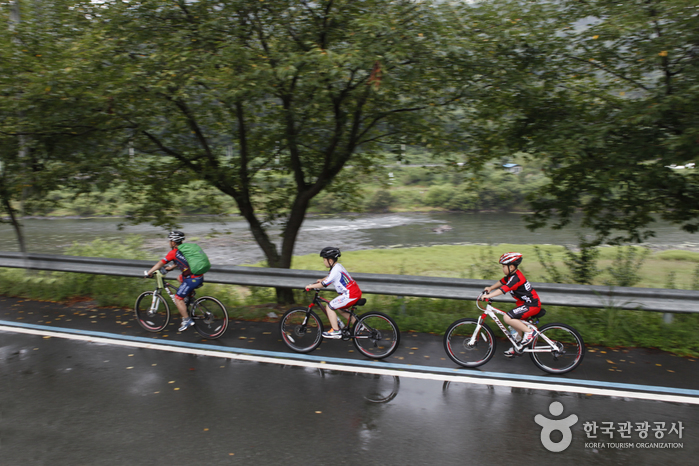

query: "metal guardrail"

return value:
[1, 251, 698, 313]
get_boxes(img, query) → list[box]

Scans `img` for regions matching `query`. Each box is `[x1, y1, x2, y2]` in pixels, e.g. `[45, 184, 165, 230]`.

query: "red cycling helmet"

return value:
[499, 252, 523, 267]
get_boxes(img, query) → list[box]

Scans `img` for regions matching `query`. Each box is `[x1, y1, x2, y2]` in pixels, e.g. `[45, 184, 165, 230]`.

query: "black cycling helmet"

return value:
[168, 230, 185, 244]
[319, 247, 341, 260]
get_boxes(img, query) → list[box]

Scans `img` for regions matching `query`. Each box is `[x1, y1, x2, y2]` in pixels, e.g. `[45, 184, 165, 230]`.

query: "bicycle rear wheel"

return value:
[190, 297, 229, 339]
[352, 312, 400, 359]
[134, 291, 170, 332]
[280, 307, 323, 353]
[529, 323, 585, 374]
[443, 318, 496, 368]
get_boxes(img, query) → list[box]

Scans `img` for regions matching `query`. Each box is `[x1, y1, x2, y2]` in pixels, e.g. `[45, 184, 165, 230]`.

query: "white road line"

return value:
[3, 324, 698, 405]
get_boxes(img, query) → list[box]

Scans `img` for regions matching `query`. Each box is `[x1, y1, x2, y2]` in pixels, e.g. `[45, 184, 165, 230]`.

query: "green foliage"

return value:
[424, 185, 454, 207]
[458, 0, 699, 244]
[401, 168, 438, 186]
[69, 0, 489, 277]
[446, 187, 479, 212]
[665, 271, 677, 290]
[542, 305, 699, 357]
[365, 190, 394, 213]
[654, 251, 699, 263]
[603, 246, 650, 287]
[0, 0, 124, 246]
[533, 246, 566, 284]
[467, 245, 500, 280]
[563, 238, 600, 285]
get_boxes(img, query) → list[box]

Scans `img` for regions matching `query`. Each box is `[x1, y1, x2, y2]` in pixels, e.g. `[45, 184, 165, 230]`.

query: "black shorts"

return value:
[507, 304, 541, 320]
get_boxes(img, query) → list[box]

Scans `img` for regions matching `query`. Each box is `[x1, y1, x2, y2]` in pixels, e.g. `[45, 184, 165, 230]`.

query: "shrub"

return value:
[603, 246, 650, 287]
[563, 237, 600, 285]
[365, 190, 394, 212]
[311, 192, 343, 213]
[446, 189, 478, 211]
[424, 184, 454, 207]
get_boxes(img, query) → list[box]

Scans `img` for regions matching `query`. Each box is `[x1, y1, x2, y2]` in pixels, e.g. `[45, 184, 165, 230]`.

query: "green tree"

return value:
[0, 0, 115, 252]
[459, 0, 699, 244]
[79, 0, 484, 302]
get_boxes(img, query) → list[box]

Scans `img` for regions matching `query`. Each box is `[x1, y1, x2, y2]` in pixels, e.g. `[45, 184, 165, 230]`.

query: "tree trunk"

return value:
[2, 195, 26, 255]
[273, 194, 315, 305]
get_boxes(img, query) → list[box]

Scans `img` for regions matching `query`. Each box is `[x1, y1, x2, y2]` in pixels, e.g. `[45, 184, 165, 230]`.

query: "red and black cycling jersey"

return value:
[500, 270, 541, 307]
[161, 247, 201, 278]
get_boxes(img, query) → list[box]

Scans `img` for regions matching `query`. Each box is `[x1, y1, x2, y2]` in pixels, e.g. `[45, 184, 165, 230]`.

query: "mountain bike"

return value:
[135, 269, 229, 339]
[280, 290, 400, 359]
[443, 294, 585, 374]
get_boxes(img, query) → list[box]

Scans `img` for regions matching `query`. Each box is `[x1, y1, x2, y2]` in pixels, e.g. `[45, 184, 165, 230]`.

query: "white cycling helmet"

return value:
[499, 252, 523, 267]
[168, 230, 185, 244]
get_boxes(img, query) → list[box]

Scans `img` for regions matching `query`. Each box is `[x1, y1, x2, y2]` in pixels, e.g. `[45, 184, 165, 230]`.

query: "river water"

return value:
[1, 212, 698, 264]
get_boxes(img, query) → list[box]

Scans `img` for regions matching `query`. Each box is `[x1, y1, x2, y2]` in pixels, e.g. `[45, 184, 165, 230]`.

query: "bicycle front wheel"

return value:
[529, 323, 585, 374]
[443, 318, 495, 368]
[280, 307, 323, 353]
[134, 291, 170, 332]
[190, 297, 229, 339]
[352, 312, 400, 359]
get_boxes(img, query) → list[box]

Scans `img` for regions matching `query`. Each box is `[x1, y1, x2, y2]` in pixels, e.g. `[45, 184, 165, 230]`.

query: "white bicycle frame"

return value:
[473, 296, 560, 354]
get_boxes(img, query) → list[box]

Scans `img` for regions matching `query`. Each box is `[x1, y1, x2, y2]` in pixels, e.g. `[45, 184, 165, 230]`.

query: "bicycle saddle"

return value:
[528, 308, 546, 321]
[356, 298, 367, 306]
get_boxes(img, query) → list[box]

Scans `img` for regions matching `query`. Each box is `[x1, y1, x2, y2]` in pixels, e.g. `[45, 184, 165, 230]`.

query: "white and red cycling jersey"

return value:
[321, 263, 362, 310]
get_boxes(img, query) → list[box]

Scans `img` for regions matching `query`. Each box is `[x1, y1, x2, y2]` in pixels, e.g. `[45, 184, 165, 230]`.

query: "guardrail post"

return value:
[663, 313, 674, 324]
[398, 295, 406, 316]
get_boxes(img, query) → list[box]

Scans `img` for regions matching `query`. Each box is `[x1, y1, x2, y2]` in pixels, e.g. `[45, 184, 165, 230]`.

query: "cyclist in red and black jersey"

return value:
[480, 252, 541, 357]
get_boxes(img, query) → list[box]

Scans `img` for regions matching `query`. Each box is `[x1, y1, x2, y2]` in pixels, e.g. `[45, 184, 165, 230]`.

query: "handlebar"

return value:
[476, 291, 490, 311]
[143, 269, 169, 279]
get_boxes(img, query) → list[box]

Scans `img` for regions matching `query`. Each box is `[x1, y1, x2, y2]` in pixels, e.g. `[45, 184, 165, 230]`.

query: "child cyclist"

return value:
[305, 247, 362, 339]
[145, 231, 204, 332]
[480, 252, 541, 357]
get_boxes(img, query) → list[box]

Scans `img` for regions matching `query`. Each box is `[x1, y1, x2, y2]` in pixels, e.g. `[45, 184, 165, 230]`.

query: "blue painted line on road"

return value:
[2, 319, 698, 398]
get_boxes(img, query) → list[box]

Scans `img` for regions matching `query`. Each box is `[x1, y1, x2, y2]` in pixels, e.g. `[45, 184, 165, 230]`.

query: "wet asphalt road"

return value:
[1, 296, 698, 465]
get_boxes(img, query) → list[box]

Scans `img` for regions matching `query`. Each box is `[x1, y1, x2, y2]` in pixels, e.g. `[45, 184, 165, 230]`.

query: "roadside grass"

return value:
[290, 244, 699, 289]
[1, 238, 698, 356]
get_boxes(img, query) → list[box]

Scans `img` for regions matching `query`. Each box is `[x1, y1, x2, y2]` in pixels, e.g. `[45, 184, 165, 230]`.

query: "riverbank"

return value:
[3, 160, 544, 220]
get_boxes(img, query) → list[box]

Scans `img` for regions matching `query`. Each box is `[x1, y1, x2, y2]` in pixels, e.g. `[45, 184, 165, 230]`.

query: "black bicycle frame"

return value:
[307, 291, 359, 338]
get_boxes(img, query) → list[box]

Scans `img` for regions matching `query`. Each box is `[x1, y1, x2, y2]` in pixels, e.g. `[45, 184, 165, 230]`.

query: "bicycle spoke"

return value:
[134, 291, 170, 332]
[191, 297, 228, 339]
[280, 308, 323, 353]
[529, 324, 585, 374]
[352, 313, 399, 359]
[443, 318, 495, 368]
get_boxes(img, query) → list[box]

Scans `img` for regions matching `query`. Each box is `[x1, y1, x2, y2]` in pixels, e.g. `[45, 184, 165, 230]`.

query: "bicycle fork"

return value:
[149, 291, 162, 313]
[467, 315, 487, 347]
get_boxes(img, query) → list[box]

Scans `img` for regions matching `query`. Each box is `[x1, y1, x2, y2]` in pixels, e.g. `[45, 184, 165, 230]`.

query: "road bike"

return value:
[280, 290, 400, 359]
[135, 269, 229, 339]
[443, 294, 585, 374]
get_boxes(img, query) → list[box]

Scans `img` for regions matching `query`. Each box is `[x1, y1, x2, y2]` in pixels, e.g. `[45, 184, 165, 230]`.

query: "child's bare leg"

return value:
[337, 309, 355, 326]
[324, 305, 340, 331]
[504, 314, 529, 336]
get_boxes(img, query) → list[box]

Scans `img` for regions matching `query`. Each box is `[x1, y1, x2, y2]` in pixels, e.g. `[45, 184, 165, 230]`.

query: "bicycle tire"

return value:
[134, 291, 170, 332]
[443, 318, 496, 368]
[190, 297, 229, 339]
[529, 323, 585, 374]
[280, 307, 323, 353]
[352, 312, 400, 359]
